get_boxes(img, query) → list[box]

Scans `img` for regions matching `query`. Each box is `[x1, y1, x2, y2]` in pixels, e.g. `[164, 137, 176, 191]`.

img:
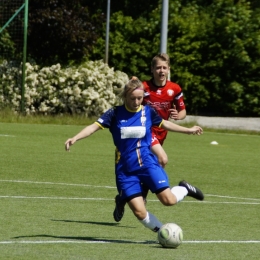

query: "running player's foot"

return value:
[113, 195, 126, 222]
[179, 180, 204, 201]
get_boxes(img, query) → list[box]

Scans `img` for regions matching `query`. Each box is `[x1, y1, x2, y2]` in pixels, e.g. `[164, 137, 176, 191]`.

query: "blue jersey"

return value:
[96, 105, 163, 172]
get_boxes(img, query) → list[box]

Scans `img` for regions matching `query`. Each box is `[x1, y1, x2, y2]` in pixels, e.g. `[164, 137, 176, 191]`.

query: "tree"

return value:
[91, 0, 260, 116]
[0, 0, 24, 61]
[163, 0, 260, 116]
[87, 0, 159, 19]
[28, 0, 105, 65]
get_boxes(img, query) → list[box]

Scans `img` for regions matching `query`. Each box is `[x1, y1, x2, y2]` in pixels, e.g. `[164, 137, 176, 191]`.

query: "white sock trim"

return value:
[139, 211, 162, 232]
[171, 186, 188, 202]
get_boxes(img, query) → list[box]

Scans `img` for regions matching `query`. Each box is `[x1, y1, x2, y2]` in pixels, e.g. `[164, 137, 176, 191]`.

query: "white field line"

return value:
[183, 240, 260, 243]
[0, 179, 115, 189]
[0, 195, 259, 205]
[206, 131, 260, 137]
[0, 179, 259, 204]
[0, 240, 259, 245]
[205, 194, 260, 201]
[0, 195, 109, 201]
[0, 134, 15, 137]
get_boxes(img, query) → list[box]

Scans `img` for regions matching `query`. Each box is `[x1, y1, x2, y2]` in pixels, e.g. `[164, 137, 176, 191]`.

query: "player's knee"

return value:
[132, 209, 147, 220]
[161, 199, 177, 206]
[159, 195, 177, 206]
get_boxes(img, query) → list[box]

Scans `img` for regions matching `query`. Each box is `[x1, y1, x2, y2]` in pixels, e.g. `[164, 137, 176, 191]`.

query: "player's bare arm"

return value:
[161, 120, 203, 135]
[65, 123, 101, 151]
[169, 105, 187, 120]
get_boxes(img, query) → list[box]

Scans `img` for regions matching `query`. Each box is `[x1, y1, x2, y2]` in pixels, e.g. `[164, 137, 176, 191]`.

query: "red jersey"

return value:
[142, 79, 186, 145]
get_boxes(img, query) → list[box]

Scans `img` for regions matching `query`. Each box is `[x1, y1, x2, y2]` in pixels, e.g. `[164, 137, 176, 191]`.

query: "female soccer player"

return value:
[143, 53, 187, 167]
[65, 78, 204, 233]
[113, 53, 188, 222]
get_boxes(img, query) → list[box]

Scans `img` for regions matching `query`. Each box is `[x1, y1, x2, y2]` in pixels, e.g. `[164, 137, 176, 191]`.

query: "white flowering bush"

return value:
[0, 60, 128, 116]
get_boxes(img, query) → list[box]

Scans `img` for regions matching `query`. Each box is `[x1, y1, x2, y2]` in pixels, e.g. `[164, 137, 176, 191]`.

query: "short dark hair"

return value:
[151, 53, 170, 68]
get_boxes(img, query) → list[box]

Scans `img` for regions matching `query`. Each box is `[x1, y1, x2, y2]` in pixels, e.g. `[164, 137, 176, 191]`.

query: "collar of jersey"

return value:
[152, 78, 167, 88]
[125, 104, 142, 113]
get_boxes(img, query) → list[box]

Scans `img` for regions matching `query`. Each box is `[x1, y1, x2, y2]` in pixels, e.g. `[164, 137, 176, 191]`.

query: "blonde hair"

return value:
[151, 53, 170, 68]
[119, 77, 144, 103]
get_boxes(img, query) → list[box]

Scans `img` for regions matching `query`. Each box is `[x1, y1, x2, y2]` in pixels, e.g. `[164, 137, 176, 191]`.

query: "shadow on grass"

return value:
[12, 234, 157, 245]
[50, 219, 136, 228]
[11, 219, 160, 246]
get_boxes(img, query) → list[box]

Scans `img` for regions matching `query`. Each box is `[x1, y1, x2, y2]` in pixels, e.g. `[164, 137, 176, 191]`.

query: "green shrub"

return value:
[0, 60, 128, 116]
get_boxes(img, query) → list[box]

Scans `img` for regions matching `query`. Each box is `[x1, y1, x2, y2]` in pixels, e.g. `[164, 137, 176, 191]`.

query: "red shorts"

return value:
[151, 132, 165, 146]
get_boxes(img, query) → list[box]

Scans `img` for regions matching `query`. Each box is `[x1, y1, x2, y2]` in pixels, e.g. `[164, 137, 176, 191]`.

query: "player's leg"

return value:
[113, 148, 126, 222]
[116, 171, 163, 232]
[144, 164, 204, 205]
[113, 149, 159, 222]
[140, 136, 168, 206]
[156, 187, 186, 205]
[156, 181, 204, 205]
[127, 196, 148, 219]
[128, 196, 163, 232]
[151, 142, 168, 168]
[114, 182, 148, 222]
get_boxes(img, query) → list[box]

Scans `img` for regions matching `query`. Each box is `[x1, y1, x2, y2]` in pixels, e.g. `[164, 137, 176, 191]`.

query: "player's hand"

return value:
[189, 126, 203, 135]
[64, 138, 76, 151]
[169, 105, 179, 120]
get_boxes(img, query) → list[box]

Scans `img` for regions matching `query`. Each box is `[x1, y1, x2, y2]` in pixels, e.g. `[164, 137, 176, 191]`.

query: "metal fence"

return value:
[0, 0, 28, 113]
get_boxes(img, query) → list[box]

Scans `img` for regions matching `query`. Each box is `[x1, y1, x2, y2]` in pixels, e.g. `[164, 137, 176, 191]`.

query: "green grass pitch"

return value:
[0, 122, 259, 259]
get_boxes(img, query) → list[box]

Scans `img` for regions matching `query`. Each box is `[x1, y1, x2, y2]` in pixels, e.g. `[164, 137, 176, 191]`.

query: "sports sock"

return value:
[171, 186, 188, 202]
[139, 211, 163, 232]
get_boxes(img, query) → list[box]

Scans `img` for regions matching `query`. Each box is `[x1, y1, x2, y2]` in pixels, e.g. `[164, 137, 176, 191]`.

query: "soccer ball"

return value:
[158, 223, 183, 248]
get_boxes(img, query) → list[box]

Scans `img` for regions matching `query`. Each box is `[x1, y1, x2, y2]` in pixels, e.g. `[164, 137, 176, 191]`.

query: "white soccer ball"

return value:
[158, 223, 183, 248]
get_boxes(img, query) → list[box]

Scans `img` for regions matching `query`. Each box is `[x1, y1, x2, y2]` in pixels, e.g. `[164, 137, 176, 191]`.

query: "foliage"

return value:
[0, 0, 24, 60]
[92, 0, 260, 116]
[1, 0, 260, 116]
[0, 30, 16, 61]
[92, 7, 163, 80]
[166, 0, 260, 116]
[27, 0, 105, 65]
[87, 0, 159, 19]
[0, 59, 128, 116]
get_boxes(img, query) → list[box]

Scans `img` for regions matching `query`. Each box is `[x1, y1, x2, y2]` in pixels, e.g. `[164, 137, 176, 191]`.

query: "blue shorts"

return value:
[115, 162, 170, 201]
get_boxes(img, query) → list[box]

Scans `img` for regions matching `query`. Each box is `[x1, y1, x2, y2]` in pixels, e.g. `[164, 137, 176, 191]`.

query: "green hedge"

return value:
[0, 60, 128, 116]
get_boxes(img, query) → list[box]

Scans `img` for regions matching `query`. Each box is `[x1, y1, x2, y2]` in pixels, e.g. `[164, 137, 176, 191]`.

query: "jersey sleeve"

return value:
[174, 90, 186, 111]
[95, 107, 116, 128]
[150, 107, 163, 127]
